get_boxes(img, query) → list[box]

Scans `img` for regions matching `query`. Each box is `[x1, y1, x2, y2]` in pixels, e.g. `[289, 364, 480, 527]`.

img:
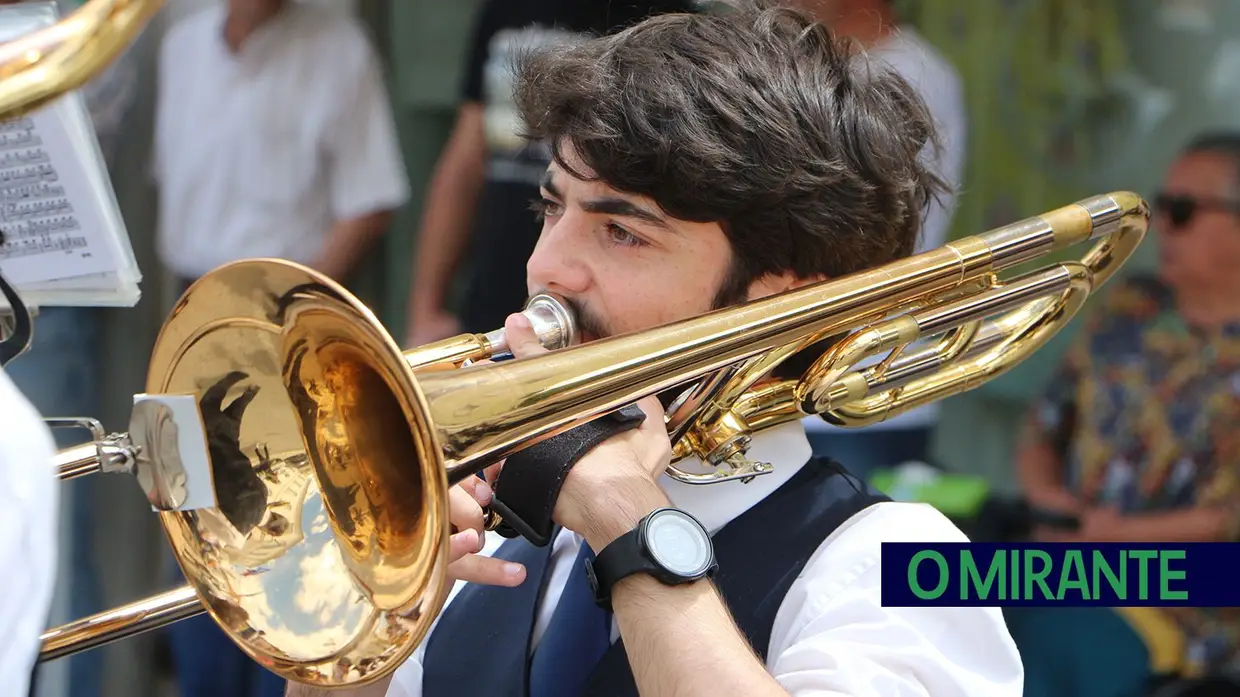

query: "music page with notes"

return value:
[0, 1, 142, 310]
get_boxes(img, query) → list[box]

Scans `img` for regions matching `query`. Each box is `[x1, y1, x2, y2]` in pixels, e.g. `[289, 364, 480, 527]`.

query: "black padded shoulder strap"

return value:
[490, 404, 648, 546]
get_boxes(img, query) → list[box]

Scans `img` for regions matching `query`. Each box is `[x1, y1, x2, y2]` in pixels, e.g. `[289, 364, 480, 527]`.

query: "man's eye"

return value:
[529, 198, 564, 220]
[606, 224, 645, 248]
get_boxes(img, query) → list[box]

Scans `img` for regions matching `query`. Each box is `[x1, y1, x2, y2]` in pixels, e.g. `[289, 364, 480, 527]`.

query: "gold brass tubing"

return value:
[0, 0, 165, 119]
[39, 586, 203, 662]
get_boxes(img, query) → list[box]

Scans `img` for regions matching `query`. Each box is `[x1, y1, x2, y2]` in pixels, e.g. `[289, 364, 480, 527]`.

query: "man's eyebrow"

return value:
[541, 170, 672, 230]
[581, 197, 671, 230]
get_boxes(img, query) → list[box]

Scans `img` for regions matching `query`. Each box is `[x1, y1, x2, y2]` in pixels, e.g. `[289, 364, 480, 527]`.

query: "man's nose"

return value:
[526, 218, 590, 295]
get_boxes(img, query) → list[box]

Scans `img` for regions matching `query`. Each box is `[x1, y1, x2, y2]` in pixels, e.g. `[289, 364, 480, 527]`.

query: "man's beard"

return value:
[556, 295, 614, 342]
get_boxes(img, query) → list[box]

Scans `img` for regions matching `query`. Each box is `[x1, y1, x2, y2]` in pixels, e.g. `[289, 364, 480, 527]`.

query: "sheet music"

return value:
[0, 0, 142, 310]
[0, 112, 119, 284]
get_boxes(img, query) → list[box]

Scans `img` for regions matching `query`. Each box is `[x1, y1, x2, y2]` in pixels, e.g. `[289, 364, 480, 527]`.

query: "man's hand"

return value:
[446, 464, 525, 586]
[1073, 505, 1126, 541]
[1026, 485, 1083, 542]
[502, 312, 673, 549]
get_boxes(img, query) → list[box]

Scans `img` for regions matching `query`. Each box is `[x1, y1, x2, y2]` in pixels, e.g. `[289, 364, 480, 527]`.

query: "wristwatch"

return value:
[586, 507, 718, 611]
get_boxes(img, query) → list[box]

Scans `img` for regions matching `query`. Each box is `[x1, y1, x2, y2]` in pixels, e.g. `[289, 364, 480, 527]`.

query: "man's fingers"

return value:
[504, 313, 548, 359]
[634, 394, 667, 425]
[448, 530, 525, 587]
[448, 553, 527, 587]
[483, 462, 504, 487]
[458, 474, 493, 508]
[448, 529, 484, 563]
[449, 485, 485, 536]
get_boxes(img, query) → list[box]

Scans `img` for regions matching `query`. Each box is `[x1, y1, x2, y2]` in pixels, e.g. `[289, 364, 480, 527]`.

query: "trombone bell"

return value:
[38, 274, 580, 682]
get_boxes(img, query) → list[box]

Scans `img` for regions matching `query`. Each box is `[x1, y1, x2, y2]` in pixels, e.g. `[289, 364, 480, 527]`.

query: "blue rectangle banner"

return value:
[880, 543, 1240, 607]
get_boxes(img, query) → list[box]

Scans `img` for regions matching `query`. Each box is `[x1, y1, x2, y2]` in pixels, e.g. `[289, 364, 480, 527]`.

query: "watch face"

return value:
[644, 510, 713, 577]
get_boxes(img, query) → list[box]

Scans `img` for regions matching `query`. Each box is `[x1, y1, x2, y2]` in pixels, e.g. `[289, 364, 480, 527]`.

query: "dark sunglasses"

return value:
[1153, 193, 1240, 230]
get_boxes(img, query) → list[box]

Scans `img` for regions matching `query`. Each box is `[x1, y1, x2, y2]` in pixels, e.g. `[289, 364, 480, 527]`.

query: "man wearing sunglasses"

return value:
[1007, 132, 1240, 697]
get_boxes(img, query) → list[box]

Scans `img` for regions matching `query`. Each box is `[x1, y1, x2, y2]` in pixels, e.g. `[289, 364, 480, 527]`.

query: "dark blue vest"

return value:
[421, 457, 889, 697]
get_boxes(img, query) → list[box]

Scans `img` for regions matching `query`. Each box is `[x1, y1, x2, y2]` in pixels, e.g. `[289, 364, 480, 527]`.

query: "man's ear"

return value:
[746, 271, 828, 301]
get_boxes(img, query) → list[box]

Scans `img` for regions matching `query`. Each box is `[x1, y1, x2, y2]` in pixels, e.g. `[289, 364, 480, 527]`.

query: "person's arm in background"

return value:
[1013, 320, 1090, 517]
[403, 105, 486, 343]
[311, 20, 412, 284]
[1074, 425, 1238, 544]
[402, 2, 497, 345]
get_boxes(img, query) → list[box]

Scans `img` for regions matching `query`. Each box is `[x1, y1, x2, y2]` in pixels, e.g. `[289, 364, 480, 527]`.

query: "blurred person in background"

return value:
[402, 0, 697, 346]
[150, 1, 409, 695]
[782, 0, 967, 478]
[0, 1, 138, 696]
[1008, 132, 1240, 697]
[152, 0, 409, 296]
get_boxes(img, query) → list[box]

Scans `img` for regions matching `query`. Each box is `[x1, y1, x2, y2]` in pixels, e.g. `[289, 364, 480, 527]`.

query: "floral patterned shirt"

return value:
[1032, 274, 1240, 674]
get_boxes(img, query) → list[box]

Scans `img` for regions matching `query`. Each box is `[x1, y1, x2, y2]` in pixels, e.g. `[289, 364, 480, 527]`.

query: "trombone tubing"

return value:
[0, 0, 164, 119]
[40, 587, 202, 662]
[423, 192, 1145, 481]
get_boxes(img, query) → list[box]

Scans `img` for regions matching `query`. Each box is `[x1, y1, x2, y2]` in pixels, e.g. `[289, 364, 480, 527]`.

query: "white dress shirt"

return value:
[0, 368, 59, 696]
[387, 421, 1023, 697]
[152, 3, 411, 280]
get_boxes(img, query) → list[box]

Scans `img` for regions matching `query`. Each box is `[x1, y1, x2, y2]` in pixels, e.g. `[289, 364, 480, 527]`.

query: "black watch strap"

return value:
[489, 403, 647, 547]
[587, 529, 654, 612]
[587, 508, 717, 612]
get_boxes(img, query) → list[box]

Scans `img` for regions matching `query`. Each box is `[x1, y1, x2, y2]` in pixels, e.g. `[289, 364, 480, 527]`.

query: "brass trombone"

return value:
[0, 0, 1152, 689]
[36, 192, 1147, 688]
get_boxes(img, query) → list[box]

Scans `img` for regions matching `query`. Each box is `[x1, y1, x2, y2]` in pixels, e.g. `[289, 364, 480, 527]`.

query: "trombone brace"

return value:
[490, 404, 648, 546]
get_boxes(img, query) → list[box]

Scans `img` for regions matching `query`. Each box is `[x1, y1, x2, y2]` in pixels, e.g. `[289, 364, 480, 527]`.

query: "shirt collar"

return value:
[213, 4, 295, 63]
[660, 420, 812, 534]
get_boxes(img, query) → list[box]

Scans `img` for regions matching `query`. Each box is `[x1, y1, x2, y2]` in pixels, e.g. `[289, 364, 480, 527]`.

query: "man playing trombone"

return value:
[291, 1, 1023, 695]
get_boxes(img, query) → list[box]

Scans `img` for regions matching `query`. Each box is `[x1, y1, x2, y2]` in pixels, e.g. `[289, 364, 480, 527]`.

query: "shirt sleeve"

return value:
[324, 25, 411, 222]
[768, 503, 1024, 697]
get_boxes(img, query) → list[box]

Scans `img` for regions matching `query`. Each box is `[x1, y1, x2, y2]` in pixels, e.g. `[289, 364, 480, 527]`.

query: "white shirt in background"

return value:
[805, 24, 967, 435]
[0, 367, 59, 696]
[152, 2, 411, 280]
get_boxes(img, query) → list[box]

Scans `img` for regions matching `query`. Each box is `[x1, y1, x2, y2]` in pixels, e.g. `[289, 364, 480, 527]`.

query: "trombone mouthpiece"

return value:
[483, 293, 579, 358]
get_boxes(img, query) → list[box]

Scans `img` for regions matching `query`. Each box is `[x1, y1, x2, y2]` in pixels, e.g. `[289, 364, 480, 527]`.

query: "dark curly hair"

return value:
[513, 0, 948, 305]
